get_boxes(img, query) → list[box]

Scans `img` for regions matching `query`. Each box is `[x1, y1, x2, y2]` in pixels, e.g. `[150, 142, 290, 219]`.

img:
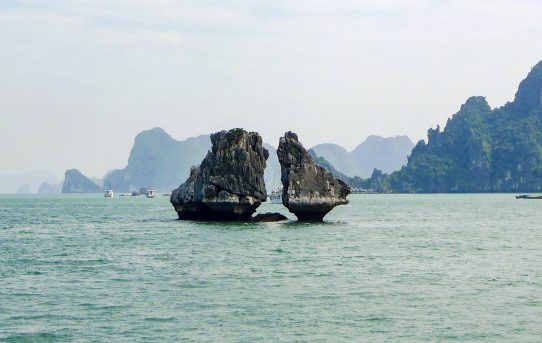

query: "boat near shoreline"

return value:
[269, 190, 282, 204]
[516, 194, 542, 199]
[269, 185, 282, 204]
[350, 188, 376, 194]
[146, 188, 156, 198]
[104, 188, 114, 198]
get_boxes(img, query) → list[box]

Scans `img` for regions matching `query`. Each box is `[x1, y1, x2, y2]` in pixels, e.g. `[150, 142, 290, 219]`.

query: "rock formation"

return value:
[385, 60, 542, 193]
[62, 169, 102, 193]
[277, 132, 351, 221]
[170, 128, 269, 221]
[251, 212, 288, 222]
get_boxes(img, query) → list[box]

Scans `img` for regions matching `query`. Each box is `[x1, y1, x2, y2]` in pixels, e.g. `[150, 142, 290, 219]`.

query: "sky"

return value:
[1, 0, 542, 178]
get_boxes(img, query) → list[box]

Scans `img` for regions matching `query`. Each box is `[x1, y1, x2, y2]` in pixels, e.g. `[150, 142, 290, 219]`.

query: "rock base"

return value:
[277, 131, 351, 222]
[251, 212, 288, 222]
[170, 129, 269, 221]
[286, 208, 330, 222]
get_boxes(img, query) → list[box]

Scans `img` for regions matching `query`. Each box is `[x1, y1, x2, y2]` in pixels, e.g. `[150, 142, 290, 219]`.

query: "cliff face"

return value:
[277, 132, 350, 221]
[104, 128, 211, 192]
[389, 60, 542, 193]
[170, 129, 268, 220]
[513, 60, 542, 113]
[62, 169, 102, 193]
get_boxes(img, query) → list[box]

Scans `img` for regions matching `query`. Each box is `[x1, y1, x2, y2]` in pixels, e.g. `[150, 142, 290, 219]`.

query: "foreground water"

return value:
[1, 194, 541, 342]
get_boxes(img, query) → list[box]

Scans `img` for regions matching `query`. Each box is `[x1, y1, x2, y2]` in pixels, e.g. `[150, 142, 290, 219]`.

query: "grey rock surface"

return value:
[171, 128, 268, 220]
[277, 131, 351, 221]
[250, 212, 288, 222]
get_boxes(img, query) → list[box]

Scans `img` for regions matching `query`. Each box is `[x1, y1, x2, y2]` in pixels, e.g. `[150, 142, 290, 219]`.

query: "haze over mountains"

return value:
[6, 53, 542, 197]
[103, 128, 211, 193]
[0, 171, 58, 194]
[311, 136, 414, 178]
[263, 143, 281, 192]
[0, 129, 410, 194]
[98, 128, 405, 193]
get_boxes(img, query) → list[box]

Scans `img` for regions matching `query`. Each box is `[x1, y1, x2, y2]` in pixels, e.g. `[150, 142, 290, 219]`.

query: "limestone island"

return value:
[170, 128, 350, 222]
[277, 131, 351, 221]
[170, 128, 287, 221]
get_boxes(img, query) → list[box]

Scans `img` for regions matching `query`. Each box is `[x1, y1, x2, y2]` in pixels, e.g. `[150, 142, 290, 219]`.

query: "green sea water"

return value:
[1, 194, 541, 342]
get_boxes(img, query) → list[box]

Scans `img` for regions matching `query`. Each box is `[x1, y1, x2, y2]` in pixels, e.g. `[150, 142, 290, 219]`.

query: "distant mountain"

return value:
[307, 149, 379, 189]
[62, 169, 102, 193]
[266, 142, 359, 191]
[17, 184, 31, 194]
[351, 136, 415, 176]
[90, 177, 103, 187]
[380, 59, 542, 192]
[307, 149, 352, 182]
[103, 128, 211, 192]
[309, 144, 356, 176]
[67, 127, 413, 194]
[38, 181, 63, 194]
[0, 170, 58, 194]
[263, 143, 281, 192]
[311, 136, 414, 178]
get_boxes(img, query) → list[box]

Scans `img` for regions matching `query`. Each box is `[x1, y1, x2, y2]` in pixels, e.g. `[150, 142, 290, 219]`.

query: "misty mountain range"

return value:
[103, 128, 212, 193]
[0, 171, 58, 194]
[4, 53, 542, 196]
[0, 129, 413, 194]
[101, 128, 411, 193]
[311, 135, 414, 177]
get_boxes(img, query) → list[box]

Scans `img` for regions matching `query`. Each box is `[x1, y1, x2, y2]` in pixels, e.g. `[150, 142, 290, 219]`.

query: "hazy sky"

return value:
[2, 0, 542, 178]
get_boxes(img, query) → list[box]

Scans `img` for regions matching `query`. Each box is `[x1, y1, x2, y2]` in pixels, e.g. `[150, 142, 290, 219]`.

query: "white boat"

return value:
[269, 191, 282, 204]
[269, 185, 283, 204]
[146, 188, 156, 198]
[268, 174, 283, 204]
[104, 188, 114, 198]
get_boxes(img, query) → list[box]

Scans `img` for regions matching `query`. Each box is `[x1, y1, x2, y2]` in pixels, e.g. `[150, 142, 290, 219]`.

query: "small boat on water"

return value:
[350, 187, 377, 194]
[104, 188, 114, 198]
[268, 175, 283, 204]
[269, 191, 282, 204]
[269, 185, 283, 204]
[516, 194, 542, 199]
[146, 188, 156, 198]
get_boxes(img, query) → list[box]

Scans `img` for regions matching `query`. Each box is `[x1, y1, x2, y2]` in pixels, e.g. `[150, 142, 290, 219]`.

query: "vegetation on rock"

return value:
[380, 60, 542, 193]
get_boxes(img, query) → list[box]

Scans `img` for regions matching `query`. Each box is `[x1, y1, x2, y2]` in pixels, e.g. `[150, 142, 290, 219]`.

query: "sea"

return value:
[1, 194, 541, 342]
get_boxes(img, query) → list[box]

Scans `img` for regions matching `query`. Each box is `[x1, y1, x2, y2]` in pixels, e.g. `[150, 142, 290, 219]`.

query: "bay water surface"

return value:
[1, 194, 541, 342]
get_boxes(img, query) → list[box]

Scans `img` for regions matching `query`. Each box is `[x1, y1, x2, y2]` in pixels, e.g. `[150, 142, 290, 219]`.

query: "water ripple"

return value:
[0, 194, 541, 341]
